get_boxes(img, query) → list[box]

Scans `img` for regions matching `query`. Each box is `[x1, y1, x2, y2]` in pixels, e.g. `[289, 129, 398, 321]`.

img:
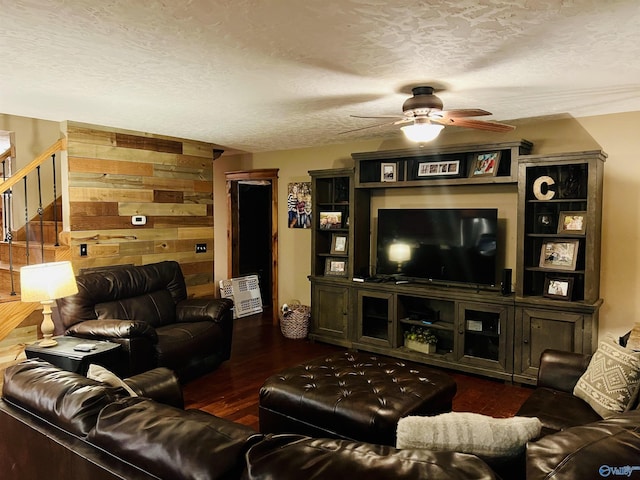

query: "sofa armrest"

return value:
[537, 349, 592, 393]
[124, 367, 184, 409]
[67, 319, 158, 343]
[176, 297, 233, 324]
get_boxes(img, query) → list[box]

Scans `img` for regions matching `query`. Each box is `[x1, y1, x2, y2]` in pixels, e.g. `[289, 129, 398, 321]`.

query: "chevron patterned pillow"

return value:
[574, 340, 640, 418]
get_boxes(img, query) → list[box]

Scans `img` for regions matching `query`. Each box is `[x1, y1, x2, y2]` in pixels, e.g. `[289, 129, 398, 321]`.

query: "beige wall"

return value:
[213, 112, 637, 340]
[0, 114, 61, 230]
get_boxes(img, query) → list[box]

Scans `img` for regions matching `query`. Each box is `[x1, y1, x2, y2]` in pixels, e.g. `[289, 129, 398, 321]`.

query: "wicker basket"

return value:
[279, 300, 310, 339]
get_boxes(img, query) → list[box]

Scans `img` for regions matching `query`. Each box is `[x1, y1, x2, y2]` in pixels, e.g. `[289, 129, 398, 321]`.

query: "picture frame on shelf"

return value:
[557, 211, 587, 235]
[417, 160, 460, 177]
[539, 239, 580, 271]
[470, 152, 500, 177]
[319, 211, 342, 229]
[330, 233, 348, 254]
[543, 275, 574, 301]
[381, 163, 397, 182]
[324, 257, 348, 277]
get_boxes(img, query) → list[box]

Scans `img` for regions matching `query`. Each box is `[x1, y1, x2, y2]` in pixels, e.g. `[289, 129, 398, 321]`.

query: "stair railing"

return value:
[0, 138, 67, 295]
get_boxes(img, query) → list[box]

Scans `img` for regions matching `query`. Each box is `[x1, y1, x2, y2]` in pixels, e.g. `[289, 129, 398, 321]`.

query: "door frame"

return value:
[225, 169, 279, 325]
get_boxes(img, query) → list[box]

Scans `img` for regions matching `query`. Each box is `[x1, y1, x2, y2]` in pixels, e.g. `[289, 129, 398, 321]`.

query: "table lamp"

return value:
[20, 261, 78, 347]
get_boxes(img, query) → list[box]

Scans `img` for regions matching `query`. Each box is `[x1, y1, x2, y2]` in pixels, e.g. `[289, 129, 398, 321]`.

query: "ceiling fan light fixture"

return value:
[401, 123, 444, 142]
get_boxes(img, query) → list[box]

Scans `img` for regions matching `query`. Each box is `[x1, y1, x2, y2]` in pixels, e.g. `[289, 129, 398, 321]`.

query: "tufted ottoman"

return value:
[259, 351, 457, 446]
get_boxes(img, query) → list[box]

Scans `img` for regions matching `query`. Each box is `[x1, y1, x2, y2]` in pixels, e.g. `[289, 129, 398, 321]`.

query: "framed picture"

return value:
[287, 182, 312, 228]
[539, 239, 580, 271]
[324, 257, 348, 277]
[470, 152, 501, 177]
[381, 163, 397, 182]
[330, 233, 348, 254]
[319, 211, 342, 229]
[417, 160, 460, 177]
[557, 211, 587, 234]
[543, 275, 574, 301]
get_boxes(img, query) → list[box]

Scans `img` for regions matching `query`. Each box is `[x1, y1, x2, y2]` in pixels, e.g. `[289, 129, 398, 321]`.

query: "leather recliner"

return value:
[53, 260, 234, 382]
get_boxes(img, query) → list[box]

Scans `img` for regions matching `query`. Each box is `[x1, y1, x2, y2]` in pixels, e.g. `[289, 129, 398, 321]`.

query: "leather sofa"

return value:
[517, 349, 640, 480]
[53, 261, 234, 382]
[0, 359, 499, 480]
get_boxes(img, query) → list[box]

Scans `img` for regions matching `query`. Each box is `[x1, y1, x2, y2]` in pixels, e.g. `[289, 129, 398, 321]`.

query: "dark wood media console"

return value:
[309, 141, 606, 384]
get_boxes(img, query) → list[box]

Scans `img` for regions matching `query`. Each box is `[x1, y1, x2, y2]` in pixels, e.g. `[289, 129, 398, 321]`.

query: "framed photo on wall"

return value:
[557, 211, 587, 234]
[330, 233, 348, 254]
[539, 239, 579, 271]
[470, 152, 501, 177]
[324, 257, 348, 277]
[543, 275, 574, 301]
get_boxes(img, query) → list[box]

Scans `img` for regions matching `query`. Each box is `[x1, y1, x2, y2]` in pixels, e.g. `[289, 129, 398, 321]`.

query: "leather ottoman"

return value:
[259, 352, 457, 446]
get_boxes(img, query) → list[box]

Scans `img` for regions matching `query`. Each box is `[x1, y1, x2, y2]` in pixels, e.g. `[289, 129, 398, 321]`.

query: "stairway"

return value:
[0, 203, 71, 377]
[0, 203, 71, 301]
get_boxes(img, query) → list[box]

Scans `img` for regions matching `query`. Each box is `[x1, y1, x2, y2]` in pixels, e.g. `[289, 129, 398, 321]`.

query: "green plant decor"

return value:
[404, 325, 438, 345]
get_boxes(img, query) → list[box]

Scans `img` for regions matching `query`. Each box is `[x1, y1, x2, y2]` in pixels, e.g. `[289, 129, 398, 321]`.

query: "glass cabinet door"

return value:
[457, 302, 512, 374]
[356, 290, 394, 347]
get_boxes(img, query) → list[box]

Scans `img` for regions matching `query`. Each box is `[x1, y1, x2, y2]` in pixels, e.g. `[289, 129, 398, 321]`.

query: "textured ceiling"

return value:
[1, 0, 640, 153]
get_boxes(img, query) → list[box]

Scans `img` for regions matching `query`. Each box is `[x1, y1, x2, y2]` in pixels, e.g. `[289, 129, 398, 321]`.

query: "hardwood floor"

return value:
[183, 310, 533, 431]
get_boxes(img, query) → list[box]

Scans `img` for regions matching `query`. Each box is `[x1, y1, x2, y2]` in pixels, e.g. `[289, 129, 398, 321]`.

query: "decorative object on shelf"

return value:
[334, 177, 349, 203]
[20, 261, 79, 347]
[557, 211, 587, 235]
[539, 239, 579, 271]
[404, 325, 438, 354]
[381, 162, 397, 182]
[417, 160, 460, 177]
[536, 212, 557, 234]
[324, 257, 348, 277]
[319, 211, 342, 229]
[287, 182, 312, 229]
[470, 152, 500, 177]
[330, 233, 348, 254]
[559, 165, 584, 198]
[532, 175, 556, 200]
[543, 275, 574, 301]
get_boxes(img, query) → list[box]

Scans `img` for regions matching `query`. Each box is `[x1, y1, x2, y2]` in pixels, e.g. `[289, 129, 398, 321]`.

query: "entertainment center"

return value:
[308, 140, 606, 384]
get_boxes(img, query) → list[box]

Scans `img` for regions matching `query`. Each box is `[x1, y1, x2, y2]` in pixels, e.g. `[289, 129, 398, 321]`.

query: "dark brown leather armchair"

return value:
[53, 261, 234, 382]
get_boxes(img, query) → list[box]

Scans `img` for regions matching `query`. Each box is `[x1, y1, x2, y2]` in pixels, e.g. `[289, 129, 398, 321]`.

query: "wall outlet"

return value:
[195, 243, 207, 253]
[80, 244, 88, 256]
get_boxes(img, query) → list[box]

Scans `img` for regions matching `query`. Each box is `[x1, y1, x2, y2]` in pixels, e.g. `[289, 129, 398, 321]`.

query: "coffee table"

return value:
[25, 336, 122, 376]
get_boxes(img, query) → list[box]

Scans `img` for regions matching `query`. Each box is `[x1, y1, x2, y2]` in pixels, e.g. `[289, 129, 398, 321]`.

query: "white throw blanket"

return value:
[396, 412, 541, 458]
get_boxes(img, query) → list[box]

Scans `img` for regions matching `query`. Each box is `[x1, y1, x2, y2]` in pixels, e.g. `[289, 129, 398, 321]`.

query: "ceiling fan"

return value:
[346, 86, 515, 142]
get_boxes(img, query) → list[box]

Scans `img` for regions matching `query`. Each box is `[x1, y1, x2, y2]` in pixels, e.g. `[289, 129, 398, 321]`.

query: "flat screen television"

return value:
[376, 208, 498, 287]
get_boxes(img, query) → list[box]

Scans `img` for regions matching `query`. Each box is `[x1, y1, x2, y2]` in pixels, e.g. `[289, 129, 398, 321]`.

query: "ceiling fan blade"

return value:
[438, 109, 492, 118]
[350, 114, 406, 119]
[432, 117, 515, 132]
[338, 120, 401, 135]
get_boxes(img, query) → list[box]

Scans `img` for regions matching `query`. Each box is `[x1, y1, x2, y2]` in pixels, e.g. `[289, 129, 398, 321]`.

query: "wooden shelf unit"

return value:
[308, 142, 606, 384]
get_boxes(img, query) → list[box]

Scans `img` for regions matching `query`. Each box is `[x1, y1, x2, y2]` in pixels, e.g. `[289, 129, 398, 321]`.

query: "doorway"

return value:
[226, 169, 279, 325]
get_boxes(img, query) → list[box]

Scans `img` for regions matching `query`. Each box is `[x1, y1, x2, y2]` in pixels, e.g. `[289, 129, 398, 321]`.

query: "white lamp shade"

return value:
[388, 243, 411, 263]
[20, 261, 78, 302]
[401, 123, 444, 142]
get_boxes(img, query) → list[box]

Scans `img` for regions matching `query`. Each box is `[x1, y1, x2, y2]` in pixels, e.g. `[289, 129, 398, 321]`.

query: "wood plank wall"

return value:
[64, 122, 218, 298]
